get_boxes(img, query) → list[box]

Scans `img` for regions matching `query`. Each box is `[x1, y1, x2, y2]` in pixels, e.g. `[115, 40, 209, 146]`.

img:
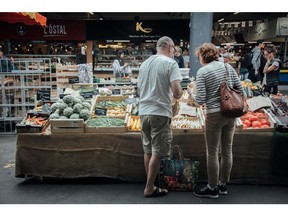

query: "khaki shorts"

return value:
[140, 115, 173, 157]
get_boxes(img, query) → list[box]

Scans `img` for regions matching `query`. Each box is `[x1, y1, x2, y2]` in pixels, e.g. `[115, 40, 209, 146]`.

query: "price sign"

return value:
[112, 89, 121, 95]
[68, 77, 79, 84]
[37, 90, 51, 101]
[59, 94, 70, 99]
[95, 107, 107, 116]
[80, 91, 93, 99]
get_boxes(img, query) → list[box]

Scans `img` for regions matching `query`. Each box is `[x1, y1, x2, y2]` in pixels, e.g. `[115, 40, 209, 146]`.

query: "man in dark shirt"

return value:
[174, 46, 184, 68]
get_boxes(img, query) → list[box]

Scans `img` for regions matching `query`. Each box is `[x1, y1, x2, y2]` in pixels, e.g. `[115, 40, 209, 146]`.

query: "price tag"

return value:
[37, 90, 51, 101]
[69, 77, 79, 84]
[95, 107, 107, 116]
[80, 91, 93, 99]
[112, 89, 121, 95]
[125, 98, 138, 104]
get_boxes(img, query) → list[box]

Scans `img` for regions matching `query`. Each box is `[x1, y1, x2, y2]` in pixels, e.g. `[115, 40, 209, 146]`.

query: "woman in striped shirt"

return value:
[189, 43, 243, 198]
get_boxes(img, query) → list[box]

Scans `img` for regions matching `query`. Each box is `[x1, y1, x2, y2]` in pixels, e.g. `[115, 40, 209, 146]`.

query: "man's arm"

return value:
[171, 80, 183, 99]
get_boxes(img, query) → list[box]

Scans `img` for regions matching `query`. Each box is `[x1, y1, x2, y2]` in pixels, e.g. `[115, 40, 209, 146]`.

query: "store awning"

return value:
[0, 12, 47, 26]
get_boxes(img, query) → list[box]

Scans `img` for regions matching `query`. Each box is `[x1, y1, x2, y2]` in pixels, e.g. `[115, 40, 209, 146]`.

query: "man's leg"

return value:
[144, 154, 161, 195]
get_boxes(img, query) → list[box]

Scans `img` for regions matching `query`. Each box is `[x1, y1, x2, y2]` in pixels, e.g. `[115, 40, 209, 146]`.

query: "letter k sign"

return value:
[136, 22, 153, 33]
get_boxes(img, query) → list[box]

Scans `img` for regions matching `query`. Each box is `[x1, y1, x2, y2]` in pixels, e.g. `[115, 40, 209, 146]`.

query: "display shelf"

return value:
[0, 58, 53, 133]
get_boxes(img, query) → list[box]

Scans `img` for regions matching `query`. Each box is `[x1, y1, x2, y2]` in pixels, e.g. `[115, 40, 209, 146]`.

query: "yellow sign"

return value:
[136, 22, 152, 33]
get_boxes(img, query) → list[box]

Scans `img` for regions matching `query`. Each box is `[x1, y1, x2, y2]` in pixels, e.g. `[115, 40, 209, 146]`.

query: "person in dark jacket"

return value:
[263, 45, 280, 95]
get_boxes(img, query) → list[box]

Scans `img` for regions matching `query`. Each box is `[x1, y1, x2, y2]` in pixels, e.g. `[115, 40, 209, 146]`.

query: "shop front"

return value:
[0, 20, 86, 64]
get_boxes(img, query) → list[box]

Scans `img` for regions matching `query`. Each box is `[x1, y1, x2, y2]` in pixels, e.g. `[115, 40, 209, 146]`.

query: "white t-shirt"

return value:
[137, 55, 182, 118]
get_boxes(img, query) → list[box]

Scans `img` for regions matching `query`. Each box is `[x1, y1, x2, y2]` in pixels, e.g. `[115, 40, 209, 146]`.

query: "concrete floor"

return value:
[1, 134, 288, 206]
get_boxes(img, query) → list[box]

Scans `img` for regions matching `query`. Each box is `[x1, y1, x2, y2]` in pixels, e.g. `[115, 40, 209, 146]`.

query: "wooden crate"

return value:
[172, 116, 204, 133]
[84, 116, 128, 133]
[50, 119, 84, 134]
[237, 109, 276, 132]
[91, 95, 129, 117]
[16, 113, 50, 133]
[127, 115, 141, 132]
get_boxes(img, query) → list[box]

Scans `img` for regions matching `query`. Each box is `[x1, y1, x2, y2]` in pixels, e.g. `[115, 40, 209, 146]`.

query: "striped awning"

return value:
[0, 12, 47, 26]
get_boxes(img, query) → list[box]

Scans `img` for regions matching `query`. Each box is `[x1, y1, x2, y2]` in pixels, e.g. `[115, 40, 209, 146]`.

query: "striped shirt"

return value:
[194, 61, 243, 113]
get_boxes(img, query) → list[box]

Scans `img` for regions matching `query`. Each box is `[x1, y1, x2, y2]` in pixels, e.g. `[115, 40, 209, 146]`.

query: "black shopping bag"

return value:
[158, 145, 199, 191]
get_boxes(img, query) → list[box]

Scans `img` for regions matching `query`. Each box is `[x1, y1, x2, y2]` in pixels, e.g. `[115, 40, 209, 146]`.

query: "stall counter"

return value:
[15, 130, 288, 185]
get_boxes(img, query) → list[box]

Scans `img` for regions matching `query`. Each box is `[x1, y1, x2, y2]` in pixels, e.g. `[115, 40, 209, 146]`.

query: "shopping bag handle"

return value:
[169, 145, 184, 160]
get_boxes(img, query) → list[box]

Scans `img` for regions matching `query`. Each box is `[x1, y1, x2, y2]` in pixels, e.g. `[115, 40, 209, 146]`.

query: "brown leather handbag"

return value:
[220, 64, 247, 118]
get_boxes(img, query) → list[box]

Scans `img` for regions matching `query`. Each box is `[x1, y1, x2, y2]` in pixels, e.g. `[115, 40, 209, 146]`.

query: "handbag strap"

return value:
[224, 63, 229, 81]
[169, 145, 184, 160]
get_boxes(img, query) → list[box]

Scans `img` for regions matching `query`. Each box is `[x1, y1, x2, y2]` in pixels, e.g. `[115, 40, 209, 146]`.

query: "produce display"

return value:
[128, 117, 141, 131]
[171, 117, 202, 130]
[86, 117, 125, 127]
[49, 95, 91, 121]
[240, 111, 272, 129]
[241, 80, 261, 98]
[20, 115, 48, 126]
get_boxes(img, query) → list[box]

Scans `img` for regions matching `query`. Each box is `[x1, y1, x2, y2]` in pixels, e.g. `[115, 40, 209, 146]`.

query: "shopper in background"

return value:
[223, 52, 232, 64]
[182, 49, 190, 68]
[137, 36, 183, 198]
[0, 49, 14, 72]
[217, 47, 225, 63]
[174, 46, 184, 68]
[251, 39, 265, 83]
[188, 43, 243, 199]
[112, 50, 129, 78]
[263, 44, 280, 95]
[238, 52, 250, 80]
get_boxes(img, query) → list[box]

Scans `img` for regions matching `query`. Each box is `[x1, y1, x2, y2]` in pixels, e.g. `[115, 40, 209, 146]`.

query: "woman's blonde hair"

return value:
[195, 43, 218, 63]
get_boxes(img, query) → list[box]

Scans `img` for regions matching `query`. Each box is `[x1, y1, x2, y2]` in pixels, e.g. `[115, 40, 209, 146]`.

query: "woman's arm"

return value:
[263, 61, 278, 74]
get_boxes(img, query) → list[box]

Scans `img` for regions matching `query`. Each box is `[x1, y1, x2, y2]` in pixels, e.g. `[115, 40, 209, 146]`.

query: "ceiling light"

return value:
[89, 12, 94, 15]
[99, 18, 103, 20]
[234, 12, 239, 15]
[218, 18, 224, 23]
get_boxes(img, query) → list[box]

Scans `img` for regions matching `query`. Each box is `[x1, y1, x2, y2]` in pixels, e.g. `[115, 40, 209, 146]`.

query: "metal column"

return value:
[189, 12, 213, 78]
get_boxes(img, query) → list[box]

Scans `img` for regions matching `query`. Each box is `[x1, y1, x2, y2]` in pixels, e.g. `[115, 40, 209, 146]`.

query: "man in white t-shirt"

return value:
[137, 36, 183, 198]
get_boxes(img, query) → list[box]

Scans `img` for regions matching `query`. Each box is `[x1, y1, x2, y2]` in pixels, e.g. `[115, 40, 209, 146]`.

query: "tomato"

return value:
[243, 120, 251, 127]
[260, 119, 270, 126]
[260, 125, 270, 128]
[252, 121, 262, 128]
[255, 112, 265, 117]
[253, 127, 260, 129]
[243, 124, 248, 129]
[249, 116, 259, 122]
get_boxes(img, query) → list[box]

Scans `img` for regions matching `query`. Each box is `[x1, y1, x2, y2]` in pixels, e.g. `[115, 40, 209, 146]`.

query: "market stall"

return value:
[15, 129, 288, 185]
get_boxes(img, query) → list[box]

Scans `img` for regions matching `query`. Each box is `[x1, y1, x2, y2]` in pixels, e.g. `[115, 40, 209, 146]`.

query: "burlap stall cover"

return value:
[15, 133, 146, 181]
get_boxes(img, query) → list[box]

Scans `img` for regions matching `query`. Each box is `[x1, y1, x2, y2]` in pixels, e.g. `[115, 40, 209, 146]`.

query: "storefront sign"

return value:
[43, 24, 67, 37]
[0, 20, 86, 40]
[86, 20, 189, 40]
[136, 22, 152, 33]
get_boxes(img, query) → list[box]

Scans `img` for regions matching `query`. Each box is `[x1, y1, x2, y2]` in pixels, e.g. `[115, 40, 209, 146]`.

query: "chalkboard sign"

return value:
[112, 89, 121, 95]
[68, 77, 79, 84]
[95, 107, 107, 116]
[80, 91, 93, 99]
[37, 90, 51, 101]
[59, 94, 70, 99]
